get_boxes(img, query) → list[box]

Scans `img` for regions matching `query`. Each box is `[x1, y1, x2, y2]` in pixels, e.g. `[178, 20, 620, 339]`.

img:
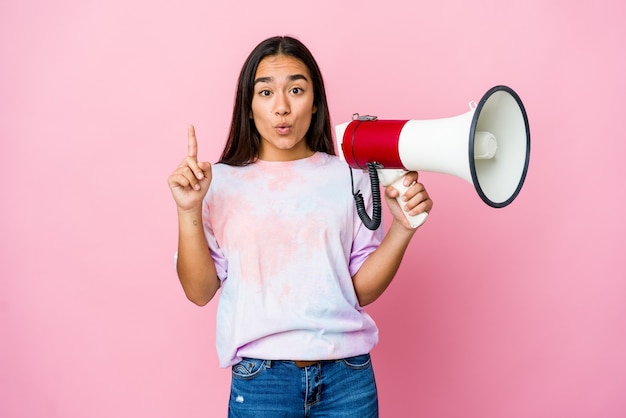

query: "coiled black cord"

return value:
[350, 162, 382, 230]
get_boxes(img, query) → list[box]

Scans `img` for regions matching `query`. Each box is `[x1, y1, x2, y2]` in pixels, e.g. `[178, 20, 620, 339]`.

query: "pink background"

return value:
[1, 0, 625, 417]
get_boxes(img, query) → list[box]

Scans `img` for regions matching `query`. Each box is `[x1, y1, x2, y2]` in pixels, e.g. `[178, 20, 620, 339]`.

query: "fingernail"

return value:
[194, 184, 200, 191]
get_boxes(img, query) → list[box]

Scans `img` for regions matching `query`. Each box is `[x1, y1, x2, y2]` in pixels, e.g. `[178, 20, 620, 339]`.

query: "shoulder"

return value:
[322, 154, 371, 184]
[313, 152, 354, 172]
[210, 161, 252, 179]
[312, 153, 375, 194]
[206, 162, 249, 195]
[308, 153, 366, 181]
[211, 161, 238, 173]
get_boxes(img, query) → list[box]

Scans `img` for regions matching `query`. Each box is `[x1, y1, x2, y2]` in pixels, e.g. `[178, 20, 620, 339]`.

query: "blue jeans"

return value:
[228, 354, 378, 417]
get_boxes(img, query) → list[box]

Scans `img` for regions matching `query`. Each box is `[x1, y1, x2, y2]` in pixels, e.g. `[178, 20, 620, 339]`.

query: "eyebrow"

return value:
[254, 74, 309, 85]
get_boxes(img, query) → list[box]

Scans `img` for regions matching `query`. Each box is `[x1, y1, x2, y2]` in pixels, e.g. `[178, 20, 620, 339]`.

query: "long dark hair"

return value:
[219, 36, 335, 166]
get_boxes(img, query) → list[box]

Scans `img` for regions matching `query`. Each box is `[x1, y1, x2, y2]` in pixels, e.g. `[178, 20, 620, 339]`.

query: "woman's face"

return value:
[251, 54, 317, 161]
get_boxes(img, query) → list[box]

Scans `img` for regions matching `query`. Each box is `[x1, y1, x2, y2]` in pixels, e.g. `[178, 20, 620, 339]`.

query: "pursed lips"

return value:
[274, 123, 292, 134]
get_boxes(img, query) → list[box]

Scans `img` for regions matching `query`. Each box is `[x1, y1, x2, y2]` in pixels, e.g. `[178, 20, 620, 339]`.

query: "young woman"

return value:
[168, 36, 432, 417]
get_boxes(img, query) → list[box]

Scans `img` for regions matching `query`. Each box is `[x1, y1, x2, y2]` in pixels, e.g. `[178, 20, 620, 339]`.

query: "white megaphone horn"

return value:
[335, 85, 530, 230]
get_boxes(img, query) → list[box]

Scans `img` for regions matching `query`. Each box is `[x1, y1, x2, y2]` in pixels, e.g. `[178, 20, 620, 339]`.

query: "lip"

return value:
[274, 124, 292, 135]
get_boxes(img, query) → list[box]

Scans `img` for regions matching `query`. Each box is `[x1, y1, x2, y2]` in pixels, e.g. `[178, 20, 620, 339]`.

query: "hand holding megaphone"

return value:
[379, 169, 430, 228]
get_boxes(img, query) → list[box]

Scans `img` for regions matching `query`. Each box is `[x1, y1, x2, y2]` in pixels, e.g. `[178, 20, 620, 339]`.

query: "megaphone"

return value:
[335, 85, 530, 230]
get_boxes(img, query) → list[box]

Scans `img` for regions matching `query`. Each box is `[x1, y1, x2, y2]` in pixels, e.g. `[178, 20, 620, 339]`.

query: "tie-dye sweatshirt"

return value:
[203, 151, 384, 368]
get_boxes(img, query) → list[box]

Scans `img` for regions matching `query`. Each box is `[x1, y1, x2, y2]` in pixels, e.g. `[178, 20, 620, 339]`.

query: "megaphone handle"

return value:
[379, 169, 429, 229]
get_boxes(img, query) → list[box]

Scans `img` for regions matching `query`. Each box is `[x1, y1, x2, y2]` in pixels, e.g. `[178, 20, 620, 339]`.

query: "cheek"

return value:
[251, 106, 269, 127]
[250, 97, 267, 118]
[250, 101, 259, 118]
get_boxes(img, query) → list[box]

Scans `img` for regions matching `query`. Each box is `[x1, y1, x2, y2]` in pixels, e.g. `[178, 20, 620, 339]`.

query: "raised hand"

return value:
[167, 125, 212, 212]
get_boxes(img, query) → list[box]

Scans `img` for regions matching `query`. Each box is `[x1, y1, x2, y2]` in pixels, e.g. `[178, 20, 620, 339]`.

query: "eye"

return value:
[259, 90, 271, 97]
[290, 87, 303, 95]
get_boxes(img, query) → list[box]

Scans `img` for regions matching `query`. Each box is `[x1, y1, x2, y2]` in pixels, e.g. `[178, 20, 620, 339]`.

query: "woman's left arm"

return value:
[351, 171, 433, 306]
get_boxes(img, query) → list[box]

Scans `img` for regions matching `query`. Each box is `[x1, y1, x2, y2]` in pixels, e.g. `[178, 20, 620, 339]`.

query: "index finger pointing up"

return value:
[187, 125, 198, 158]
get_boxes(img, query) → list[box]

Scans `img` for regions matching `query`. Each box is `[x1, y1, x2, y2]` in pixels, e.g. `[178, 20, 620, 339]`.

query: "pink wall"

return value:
[1, 0, 625, 417]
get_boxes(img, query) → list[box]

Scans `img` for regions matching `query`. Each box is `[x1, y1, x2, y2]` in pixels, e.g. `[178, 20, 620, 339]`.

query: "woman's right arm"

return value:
[168, 125, 220, 306]
[175, 207, 220, 306]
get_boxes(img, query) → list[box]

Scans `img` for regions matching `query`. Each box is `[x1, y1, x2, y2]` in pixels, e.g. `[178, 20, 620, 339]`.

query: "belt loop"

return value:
[265, 360, 272, 368]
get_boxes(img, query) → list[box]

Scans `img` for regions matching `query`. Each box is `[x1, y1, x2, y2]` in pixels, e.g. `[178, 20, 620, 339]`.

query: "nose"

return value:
[273, 92, 290, 116]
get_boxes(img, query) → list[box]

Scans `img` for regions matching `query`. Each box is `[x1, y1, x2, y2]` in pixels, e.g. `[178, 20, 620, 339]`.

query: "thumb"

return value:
[198, 161, 212, 172]
[198, 161, 213, 181]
